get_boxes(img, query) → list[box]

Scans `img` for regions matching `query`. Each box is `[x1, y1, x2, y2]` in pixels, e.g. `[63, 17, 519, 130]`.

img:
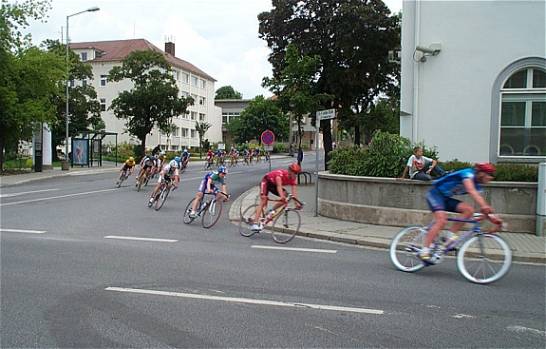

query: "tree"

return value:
[258, 0, 400, 167]
[44, 39, 103, 160]
[226, 95, 288, 144]
[0, 0, 64, 171]
[108, 50, 193, 157]
[195, 121, 211, 158]
[215, 85, 243, 99]
[263, 43, 331, 152]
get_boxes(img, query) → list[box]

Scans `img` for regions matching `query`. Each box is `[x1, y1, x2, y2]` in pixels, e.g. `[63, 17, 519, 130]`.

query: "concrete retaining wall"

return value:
[318, 172, 537, 233]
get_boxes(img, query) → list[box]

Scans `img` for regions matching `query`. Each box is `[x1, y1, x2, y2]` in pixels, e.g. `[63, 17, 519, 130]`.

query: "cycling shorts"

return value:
[198, 177, 217, 194]
[260, 177, 280, 197]
[426, 188, 462, 213]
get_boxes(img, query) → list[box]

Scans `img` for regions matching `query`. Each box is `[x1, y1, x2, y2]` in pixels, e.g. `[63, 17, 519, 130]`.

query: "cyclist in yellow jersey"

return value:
[120, 157, 136, 176]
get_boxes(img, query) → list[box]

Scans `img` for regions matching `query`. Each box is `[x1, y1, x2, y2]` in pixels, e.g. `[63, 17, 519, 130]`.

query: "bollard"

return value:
[537, 162, 546, 236]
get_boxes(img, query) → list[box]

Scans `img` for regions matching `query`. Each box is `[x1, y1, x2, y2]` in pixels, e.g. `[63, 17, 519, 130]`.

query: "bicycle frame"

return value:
[261, 195, 303, 225]
[424, 216, 486, 256]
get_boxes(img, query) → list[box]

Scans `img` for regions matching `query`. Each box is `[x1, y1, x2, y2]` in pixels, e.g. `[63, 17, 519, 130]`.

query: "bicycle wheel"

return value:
[389, 226, 427, 273]
[457, 234, 512, 284]
[239, 204, 261, 237]
[154, 186, 170, 211]
[183, 198, 197, 224]
[202, 199, 223, 228]
[271, 209, 301, 244]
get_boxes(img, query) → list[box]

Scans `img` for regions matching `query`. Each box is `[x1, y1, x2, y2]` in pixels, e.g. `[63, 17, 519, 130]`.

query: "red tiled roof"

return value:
[70, 39, 216, 81]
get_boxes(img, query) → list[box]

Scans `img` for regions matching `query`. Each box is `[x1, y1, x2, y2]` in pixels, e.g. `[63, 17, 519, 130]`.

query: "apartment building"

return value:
[69, 39, 222, 152]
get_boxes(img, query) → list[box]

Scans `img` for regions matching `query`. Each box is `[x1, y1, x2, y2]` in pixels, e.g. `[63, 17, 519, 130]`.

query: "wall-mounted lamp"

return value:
[414, 43, 442, 62]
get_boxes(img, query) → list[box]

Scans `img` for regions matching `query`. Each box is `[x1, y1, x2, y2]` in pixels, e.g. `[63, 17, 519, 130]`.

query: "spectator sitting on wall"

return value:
[400, 146, 446, 181]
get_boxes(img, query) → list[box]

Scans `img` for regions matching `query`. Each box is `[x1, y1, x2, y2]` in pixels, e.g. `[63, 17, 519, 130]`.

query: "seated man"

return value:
[400, 146, 446, 181]
[251, 163, 302, 231]
[189, 165, 228, 217]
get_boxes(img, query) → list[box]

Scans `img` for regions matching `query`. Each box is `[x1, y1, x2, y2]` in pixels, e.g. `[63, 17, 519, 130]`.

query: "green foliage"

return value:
[195, 121, 211, 158]
[494, 163, 538, 182]
[273, 142, 287, 153]
[365, 131, 411, 177]
[439, 160, 473, 172]
[108, 50, 192, 154]
[328, 147, 368, 176]
[215, 85, 242, 99]
[226, 95, 288, 144]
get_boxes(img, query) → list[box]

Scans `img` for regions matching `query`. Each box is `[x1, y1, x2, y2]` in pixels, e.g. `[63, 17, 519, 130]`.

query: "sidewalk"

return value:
[229, 185, 546, 264]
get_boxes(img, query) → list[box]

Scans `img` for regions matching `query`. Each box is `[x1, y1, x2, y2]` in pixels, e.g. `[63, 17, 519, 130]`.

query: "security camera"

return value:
[416, 44, 442, 56]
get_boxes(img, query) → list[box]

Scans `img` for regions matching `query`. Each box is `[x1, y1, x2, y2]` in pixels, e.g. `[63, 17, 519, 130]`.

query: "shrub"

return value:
[273, 143, 287, 153]
[495, 163, 538, 182]
[328, 147, 368, 176]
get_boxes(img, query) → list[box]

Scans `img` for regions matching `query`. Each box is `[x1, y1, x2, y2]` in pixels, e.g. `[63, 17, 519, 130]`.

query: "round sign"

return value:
[261, 130, 275, 145]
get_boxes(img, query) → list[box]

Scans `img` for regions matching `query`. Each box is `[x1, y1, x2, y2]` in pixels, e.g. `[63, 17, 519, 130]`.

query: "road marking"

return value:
[104, 236, 178, 243]
[452, 314, 475, 319]
[0, 188, 117, 207]
[251, 245, 337, 254]
[506, 326, 546, 337]
[0, 228, 46, 234]
[0, 188, 59, 198]
[105, 287, 384, 315]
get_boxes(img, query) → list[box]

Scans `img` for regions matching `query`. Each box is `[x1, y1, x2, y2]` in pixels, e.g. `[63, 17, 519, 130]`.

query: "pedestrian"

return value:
[297, 148, 303, 165]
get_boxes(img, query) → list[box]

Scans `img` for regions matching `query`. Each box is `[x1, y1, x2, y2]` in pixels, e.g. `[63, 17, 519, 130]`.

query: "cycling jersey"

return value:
[264, 169, 296, 186]
[163, 160, 180, 176]
[432, 168, 481, 197]
[124, 159, 135, 167]
[198, 171, 225, 193]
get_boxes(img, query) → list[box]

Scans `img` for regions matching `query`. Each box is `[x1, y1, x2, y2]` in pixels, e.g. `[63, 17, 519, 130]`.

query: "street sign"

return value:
[218, 143, 225, 150]
[264, 144, 273, 152]
[261, 130, 276, 145]
[316, 109, 336, 120]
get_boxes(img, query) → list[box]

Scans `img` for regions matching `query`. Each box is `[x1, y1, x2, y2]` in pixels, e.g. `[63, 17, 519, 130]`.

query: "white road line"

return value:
[105, 287, 383, 315]
[0, 188, 117, 207]
[506, 326, 546, 337]
[0, 188, 59, 198]
[251, 245, 337, 254]
[104, 236, 178, 243]
[0, 228, 46, 234]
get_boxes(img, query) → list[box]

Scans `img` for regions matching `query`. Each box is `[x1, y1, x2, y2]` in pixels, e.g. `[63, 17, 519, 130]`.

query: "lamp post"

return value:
[65, 7, 100, 168]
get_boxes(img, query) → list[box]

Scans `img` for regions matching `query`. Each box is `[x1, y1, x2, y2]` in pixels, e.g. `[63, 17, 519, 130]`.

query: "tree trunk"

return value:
[321, 119, 333, 171]
[139, 136, 146, 159]
[199, 136, 202, 159]
[354, 124, 361, 146]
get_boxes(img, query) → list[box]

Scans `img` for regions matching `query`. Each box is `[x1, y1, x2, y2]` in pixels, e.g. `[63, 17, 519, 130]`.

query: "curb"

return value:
[0, 167, 119, 188]
[230, 188, 545, 265]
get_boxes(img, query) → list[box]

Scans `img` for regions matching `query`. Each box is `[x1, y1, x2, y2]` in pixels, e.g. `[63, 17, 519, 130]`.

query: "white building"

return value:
[400, 0, 545, 163]
[69, 39, 222, 152]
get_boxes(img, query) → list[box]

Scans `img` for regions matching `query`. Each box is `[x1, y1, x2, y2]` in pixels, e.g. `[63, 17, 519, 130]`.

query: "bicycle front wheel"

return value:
[272, 209, 300, 244]
[389, 226, 427, 273]
[183, 198, 196, 224]
[239, 204, 261, 237]
[202, 199, 223, 228]
[457, 233, 512, 284]
[154, 187, 170, 211]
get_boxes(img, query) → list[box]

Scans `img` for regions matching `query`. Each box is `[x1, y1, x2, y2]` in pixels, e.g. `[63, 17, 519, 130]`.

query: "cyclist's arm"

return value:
[462, 178, 490, 212]
[206, 177, 213, 193]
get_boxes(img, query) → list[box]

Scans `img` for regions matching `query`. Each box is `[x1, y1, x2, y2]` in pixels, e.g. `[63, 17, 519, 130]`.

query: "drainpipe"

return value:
[537, 162, 546, 236]
[412, 0, 421, 143]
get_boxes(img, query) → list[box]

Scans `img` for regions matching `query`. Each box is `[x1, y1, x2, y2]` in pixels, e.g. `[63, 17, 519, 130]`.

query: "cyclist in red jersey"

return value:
[251, 163, 302, 231]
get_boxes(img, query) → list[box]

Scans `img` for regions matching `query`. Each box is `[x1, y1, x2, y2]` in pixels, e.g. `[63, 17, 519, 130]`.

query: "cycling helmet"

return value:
[129, 156, 134, 162]
[174, 156, 181, 164]
[217, 165, 227, 174]
[475, 162, 496, 175]
[288, 163, 302, 173]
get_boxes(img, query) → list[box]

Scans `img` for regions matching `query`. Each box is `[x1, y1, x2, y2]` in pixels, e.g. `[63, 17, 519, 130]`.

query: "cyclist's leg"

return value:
[253, 180, 269, 227]
[449, 200, 474, 234]
[149, 176, 163, 201]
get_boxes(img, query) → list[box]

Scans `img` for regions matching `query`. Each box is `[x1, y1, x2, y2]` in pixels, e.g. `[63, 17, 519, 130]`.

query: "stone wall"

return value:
[318, 172, 538, 233]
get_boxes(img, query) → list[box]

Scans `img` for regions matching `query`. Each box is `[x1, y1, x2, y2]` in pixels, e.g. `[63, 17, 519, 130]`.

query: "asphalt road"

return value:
[1, 157, 545, 348]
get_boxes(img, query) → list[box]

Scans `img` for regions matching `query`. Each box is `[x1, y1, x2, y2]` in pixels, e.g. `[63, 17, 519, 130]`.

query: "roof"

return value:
[70, 39, 216, 82]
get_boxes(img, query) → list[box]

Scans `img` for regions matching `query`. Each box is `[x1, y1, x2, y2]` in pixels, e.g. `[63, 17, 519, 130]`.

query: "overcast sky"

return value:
[27, 0, 402, 99]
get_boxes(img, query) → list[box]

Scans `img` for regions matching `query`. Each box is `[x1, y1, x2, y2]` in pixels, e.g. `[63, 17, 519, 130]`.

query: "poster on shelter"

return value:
[72, 139, 88, 165]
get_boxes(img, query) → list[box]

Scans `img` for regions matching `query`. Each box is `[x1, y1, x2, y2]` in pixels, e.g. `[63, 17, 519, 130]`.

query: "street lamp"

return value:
[65, 6, 100, 168]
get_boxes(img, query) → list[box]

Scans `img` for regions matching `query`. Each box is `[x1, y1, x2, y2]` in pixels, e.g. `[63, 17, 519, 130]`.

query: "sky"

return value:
[26, 0, 402, 99]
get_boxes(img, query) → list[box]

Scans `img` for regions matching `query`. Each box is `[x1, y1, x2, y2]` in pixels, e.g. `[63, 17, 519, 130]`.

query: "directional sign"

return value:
[261, 130, 276, 145]
[316, 109, 336, 121]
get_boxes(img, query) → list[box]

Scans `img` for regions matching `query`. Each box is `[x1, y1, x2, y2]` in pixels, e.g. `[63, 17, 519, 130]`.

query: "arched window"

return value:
[497, 65, 546, 158]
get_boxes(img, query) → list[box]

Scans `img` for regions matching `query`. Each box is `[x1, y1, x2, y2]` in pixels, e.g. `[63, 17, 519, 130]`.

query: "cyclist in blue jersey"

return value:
[180, 148, 191, 169]
[189, 165, 229, 218]
[420, 162, 503, 261]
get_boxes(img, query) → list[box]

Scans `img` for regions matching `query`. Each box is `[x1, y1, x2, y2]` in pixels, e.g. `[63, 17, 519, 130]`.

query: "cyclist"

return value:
[148, 156, 182, 207]
[420, 162, 503, 261]
[189, 165, 229, 218]
[118, 156, 136, 182]
[205, 149, 214, 169]
[180, 148, 191, 169]
[250, 163, 303, 231]
[136, 153, 155, 186]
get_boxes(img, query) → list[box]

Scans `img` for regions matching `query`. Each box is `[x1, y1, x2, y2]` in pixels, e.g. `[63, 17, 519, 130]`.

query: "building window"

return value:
[191, 129, 196, 138]
[171, 145, 179, 151]
[199, 96, 206, 105]
[199, 113, 205, 121]
[222, 112, 240, 124]
[70, 80, 75, 87]
[200, 79, 206, 89]
[499, 67, 546, 157]
[100, 98, 106, 111]
[191, 111, 197, 120]
[182, 128, 189, 137]
[80, 52, 87, 61]
[173, 127, 179, 137]
[100, 75, 107, 86]
[182, 73, 189, 84]
[192, 76, 198, 87]
[82, 79, 87, 87]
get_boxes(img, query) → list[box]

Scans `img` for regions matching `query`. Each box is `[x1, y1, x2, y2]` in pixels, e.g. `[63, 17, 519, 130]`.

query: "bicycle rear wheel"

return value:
[202, 199, 223, 228]
[272, 209, 300, 244]
[457, 233, 512, 284]
[239, 204, 261, 237]
[389, 226, 427, 272]
[183, 198, 196, 224]
[154, 186, 170, 211]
